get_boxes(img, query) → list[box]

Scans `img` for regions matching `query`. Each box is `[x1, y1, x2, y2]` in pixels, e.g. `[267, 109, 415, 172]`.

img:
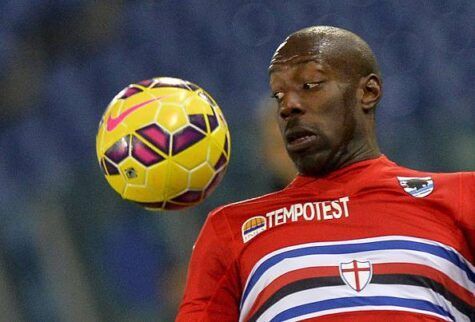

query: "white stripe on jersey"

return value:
[240, 248, 473, 318]
[239, 235, 474, 321]
[285, 306, 452, 322]
[243, 235, 474, 295]
[255, 284, 468, 322]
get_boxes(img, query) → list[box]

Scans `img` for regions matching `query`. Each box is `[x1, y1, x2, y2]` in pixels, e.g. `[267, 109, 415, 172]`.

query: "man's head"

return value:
[269, 26, 382, 176]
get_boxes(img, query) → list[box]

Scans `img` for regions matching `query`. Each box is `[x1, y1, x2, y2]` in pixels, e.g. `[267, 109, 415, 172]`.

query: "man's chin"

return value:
[291, 151, 330, 177]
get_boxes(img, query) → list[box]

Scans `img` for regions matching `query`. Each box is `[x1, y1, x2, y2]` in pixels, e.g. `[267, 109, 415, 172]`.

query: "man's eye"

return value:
[271, 92, 284, 100]
[303, 82, 322, 90]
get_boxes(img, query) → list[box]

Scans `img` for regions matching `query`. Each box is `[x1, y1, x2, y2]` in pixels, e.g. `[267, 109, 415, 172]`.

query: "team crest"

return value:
[397, 176, 434, 198]
[339, 260, 372, 292]
[242, 216, 267, 243]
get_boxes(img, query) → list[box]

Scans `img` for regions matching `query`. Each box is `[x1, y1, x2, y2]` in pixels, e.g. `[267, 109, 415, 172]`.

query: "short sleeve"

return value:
[460, 172, 475, 257]
[176, 208, 240, 322]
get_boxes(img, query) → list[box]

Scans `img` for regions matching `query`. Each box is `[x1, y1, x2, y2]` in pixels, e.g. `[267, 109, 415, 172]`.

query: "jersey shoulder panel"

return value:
[210, 188, 296, 227]
[216, 188, 293, 212]
[379, 159, 467, 203]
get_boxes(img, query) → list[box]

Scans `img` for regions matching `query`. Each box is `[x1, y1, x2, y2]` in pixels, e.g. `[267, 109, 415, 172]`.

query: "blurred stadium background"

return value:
[0, 1, 474, 321]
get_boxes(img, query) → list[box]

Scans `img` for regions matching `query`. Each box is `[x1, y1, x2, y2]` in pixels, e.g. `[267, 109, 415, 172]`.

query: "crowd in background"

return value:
[0, 1, 474, 321]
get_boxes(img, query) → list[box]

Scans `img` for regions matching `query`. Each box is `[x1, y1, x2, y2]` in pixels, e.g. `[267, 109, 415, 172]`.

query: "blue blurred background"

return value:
[0, 0, 474, 321]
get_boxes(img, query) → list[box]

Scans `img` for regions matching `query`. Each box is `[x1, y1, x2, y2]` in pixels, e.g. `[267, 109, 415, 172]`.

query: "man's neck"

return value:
[320, 139, 381, 177]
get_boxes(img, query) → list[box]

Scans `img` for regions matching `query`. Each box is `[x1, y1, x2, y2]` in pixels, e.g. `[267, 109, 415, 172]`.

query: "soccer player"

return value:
[176, 26, 474, 322]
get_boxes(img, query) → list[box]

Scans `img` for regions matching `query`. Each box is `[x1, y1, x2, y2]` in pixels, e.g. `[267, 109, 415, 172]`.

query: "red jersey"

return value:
[177, 156, 475, 321]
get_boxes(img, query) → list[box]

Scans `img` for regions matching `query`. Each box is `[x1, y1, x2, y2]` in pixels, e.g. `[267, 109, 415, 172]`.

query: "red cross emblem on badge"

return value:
[339, 260, 373, 292]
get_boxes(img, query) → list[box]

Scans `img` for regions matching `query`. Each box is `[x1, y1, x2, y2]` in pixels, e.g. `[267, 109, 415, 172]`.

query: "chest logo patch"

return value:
[397, 176, 434, 198]
[339, 260, 373, 292]
[242, 216, 267, 243]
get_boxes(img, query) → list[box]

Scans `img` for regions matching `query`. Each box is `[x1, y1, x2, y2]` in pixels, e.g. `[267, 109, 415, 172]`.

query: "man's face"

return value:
[269, 59, 358, 176]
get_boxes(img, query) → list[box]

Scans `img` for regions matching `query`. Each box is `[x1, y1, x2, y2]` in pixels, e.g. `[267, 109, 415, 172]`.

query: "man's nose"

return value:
[279, 92, 305, 120]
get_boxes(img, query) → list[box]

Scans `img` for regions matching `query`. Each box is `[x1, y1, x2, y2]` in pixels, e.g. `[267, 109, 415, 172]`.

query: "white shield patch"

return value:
[339, 260, 372, 292]
[397, 176, 434, 198]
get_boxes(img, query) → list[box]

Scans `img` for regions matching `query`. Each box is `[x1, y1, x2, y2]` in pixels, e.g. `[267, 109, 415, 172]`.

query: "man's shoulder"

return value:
[209, 188, 291, 219]
[209, 187, 300, 224]
[202, 189, 294, 244]
[383, 158, 474, 180]
[380, 160, 475, 199]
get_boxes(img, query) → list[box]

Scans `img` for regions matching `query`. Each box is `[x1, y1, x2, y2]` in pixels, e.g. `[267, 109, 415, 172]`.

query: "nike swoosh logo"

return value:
[106, 96, 167, 131]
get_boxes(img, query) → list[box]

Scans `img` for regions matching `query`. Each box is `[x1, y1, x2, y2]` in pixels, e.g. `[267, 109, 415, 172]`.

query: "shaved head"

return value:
[270, 26, 380, 83]
[268, 26, 383, 176]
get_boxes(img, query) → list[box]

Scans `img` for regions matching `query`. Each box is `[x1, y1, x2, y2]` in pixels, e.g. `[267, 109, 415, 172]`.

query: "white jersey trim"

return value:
[239, 235, 474, 321]
[255, 284, 467, 322]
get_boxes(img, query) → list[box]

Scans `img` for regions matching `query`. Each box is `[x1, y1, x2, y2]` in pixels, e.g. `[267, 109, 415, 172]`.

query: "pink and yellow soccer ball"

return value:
[96, 77, 231, 211]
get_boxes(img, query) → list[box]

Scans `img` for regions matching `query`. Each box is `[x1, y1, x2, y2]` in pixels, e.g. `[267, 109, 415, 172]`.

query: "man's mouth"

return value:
[285, 128, 319, 152]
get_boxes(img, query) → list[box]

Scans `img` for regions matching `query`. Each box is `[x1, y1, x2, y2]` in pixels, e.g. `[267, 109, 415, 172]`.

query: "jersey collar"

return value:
[286, 155, 394, 189]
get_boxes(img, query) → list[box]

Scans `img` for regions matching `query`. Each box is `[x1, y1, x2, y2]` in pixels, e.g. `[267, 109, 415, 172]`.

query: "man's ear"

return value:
[359, 74, 382, 112]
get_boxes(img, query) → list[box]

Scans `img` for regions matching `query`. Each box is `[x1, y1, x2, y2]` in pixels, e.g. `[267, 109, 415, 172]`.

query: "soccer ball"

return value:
[96, 77, 231, 211]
